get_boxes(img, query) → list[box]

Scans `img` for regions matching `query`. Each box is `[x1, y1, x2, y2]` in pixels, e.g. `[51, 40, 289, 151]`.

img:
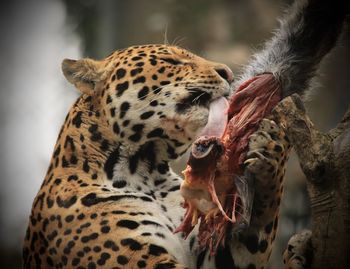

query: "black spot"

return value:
[133, 76, 146, 84]
[109, 108, 116, 118]
[265, 222, 273, 234]
[166, 144, 178, 159]
[157, 163, 169, 174]
[155, 232, 165, 239]
[97, 252, 111, 266]
[154, 178, 166, 186]
[148, 244, 168, 256]
[46, 256, 54, 266]
[106, 95, 112, 104]
[147, 128, 164, 138]
[104, 240, 119, 251]
[63, 240, 75, 255]
[132, 124, 144, 132]
[158, 67, 165, 73]
[140, 111, 154, 120]
[239, 233, 259, 254]
[65, 215, 74, 223]
[46, 230, 58, 242]
[274, 144, 283, 152]
[72, 257, 80, 266]
[46, 197, 54, 208]
[116, 81, 129, 97]
[87, 262, 96, 269]
[160, 57, 182, 65]
[120, 102, 130, 119]
[113, 122, 120, 135]
[131, 56, 142, 61]
[121, 238, 143, 250]
[101, 226, 110, 234]
[88, 124, 98, 133]
[138, 86, 149, 100]
[91, 132, 102, 142]
[154, 263, 176, 269]
[175, 103, 191, 113]
[130, 67, 143, 76]
[259, 240, 268, 253]
[117, 220, 140, 230]
[112, 180, 127, 188]
[72, 111, 83, 128]
[141, 196, 153, 202]
[140, 220, 162, 227]
[168, 185, 180, 192]
[83, 246, 91, 253]
[68, 174, 78, 182]
[137, 260, 147, 268]
[70, 155, 78, 164]
[81, 233, 99, 243]
[53, 144, 61, 157]
[215, 246, 235, 269]
[150, 100, 158, 106]
[100, 139, 109, 151]
[153, 85, 162, 94]
[129, 152, 139, 174]
[116, 68, 126, 79]
[160, 80, 170, 86]
[117, 255, 129, 265]
[56, 195, 77, 208]
[104, 148, 120, 179]
[83, 159, 90, 173]
[129, 133, 142, 142]
[61, 156, 69, 167]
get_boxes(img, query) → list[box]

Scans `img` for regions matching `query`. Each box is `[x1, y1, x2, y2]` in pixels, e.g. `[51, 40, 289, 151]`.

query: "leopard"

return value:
[23, 44, 291, 269]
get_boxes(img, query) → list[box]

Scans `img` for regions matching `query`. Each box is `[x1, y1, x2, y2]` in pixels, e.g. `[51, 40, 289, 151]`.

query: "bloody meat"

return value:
[175, 73, 281, 254]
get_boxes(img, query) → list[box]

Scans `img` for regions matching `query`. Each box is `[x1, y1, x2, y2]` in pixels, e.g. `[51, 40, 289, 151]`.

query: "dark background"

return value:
[1, 0, 349, 268]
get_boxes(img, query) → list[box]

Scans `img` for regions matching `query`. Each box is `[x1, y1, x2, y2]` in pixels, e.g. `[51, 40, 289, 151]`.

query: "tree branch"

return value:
[272, 94, 350, 269]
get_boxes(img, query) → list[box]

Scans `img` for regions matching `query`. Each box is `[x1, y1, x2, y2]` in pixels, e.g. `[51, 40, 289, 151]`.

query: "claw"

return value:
[246, 150, 268, 161]
[191, 209, 199, 226]
[244, 158, 258, 166]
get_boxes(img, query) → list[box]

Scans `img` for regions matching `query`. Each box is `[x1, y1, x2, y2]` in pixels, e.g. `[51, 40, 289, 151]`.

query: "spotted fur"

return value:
[23, 44, 289, 269]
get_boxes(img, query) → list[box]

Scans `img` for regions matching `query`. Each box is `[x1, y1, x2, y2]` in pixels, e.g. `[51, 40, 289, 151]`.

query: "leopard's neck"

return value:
[45, 95, 181, 195]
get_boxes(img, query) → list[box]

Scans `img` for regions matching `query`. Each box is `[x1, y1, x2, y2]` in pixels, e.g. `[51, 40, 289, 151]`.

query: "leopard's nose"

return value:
[214, 66, 234, 84]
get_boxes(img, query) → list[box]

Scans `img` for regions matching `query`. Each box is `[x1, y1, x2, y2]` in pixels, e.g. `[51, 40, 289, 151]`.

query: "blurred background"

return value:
[0, 0, 349, 268]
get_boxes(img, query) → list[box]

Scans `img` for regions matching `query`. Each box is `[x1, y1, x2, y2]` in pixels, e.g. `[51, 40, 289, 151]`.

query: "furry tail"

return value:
[235, 0, 349, 97]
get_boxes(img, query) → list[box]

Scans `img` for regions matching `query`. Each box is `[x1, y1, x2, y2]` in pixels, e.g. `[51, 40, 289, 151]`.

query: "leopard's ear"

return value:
[61, 58, 107, 95]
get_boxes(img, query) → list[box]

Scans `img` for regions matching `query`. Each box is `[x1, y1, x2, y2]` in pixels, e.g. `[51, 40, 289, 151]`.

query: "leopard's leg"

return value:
[283, 230, 313, 269]
[229, 118, 291, 267]
[245, 118, 291, 225]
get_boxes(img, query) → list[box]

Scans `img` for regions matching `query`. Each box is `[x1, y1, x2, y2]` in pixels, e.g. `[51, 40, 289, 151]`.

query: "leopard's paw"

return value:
[244, 119, 288, 182]
[283, 230, 312, 269]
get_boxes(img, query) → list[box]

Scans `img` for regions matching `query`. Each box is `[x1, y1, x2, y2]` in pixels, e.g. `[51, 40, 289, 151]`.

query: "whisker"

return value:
[163, 24, 169, 46]
[172, 36, 187, 47]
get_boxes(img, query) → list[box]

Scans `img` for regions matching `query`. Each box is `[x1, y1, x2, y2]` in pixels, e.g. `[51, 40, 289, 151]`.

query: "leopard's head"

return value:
[62, 45, 233, 160]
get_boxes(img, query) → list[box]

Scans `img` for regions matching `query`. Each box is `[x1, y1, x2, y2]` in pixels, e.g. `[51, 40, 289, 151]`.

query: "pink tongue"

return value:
[199, 97, 228, 138]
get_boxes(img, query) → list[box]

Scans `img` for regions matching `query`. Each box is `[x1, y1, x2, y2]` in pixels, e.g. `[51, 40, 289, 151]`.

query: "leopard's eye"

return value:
[160, 58, 182, 65]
